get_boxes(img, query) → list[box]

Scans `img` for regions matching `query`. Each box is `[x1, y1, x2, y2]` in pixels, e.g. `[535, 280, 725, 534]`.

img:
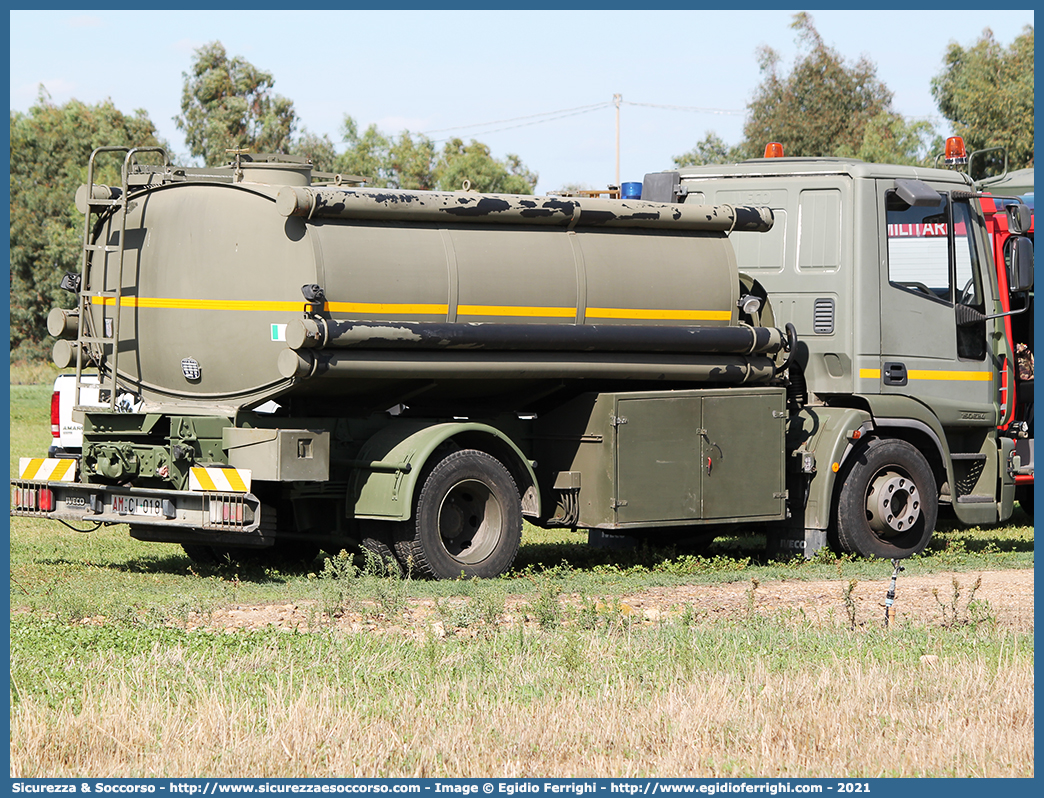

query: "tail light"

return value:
[12, 485, 55, 512]
[50, 391, 61, 438]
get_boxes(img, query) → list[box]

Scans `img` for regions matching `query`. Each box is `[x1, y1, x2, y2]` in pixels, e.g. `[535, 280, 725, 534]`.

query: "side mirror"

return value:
[1008, 236, 1034, 293]
[1007, 202, 1033, 235]
[894, 178, 942, 207]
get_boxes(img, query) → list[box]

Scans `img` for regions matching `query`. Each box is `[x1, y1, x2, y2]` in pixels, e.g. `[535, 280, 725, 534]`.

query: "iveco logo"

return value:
[181, 358, 202, 381]
[66, 496, 87, 508]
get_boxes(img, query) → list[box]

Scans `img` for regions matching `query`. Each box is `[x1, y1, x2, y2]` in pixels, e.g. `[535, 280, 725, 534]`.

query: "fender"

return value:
[790, 405, 872, 531]
[347, 420, 540, 521]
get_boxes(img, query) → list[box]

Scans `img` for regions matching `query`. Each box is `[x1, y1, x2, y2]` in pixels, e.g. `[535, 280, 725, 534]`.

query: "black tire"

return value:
[836, 438, 937, 559]
[1016, 485, 1034, 518]
[358, 521, 404, 576]
[394, 449, 522, 579]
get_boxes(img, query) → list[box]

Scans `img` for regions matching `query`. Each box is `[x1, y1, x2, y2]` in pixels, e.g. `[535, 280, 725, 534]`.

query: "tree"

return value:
[175, 41, 296, 166]
[334, 117, 535, 194]
[673, 132, 744, 168]
[290, 128, 339, 174]
[10, 91, 163, 361]
[931, 26, 1034, 171]
[389, 132, 437, 190]
[434, 138, 537, 194]
[672, 14, 937, 168]
[834, 113, 943, 166]
[334, 117, 395, 186]
[739, 13, 909, 160]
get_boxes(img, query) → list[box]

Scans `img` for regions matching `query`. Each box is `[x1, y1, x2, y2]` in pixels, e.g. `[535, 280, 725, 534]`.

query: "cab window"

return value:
[885, 190, 986, 360]
[886, 191, 952, 300]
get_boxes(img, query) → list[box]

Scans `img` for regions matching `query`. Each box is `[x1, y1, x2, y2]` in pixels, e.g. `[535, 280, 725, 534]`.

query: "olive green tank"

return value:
[56, 159, 781, 413]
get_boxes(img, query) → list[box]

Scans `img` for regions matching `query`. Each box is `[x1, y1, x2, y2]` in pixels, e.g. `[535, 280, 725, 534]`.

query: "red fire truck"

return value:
[977, 169, 1033, 513]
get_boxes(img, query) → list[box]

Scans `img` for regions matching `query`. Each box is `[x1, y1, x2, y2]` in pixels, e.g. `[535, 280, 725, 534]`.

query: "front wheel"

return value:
[836, 438, 937, 559]
[394, 449, 523, 579]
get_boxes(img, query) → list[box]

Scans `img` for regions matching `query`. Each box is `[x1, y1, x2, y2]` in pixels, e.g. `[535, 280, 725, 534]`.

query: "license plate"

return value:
[112, 495, 166, 517]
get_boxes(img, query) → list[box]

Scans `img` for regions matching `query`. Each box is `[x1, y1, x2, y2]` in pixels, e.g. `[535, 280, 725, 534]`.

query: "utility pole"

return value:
[614, 93, 622, 189]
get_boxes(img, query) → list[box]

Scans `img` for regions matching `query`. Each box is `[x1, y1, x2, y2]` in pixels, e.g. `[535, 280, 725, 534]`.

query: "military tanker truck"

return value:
[15, 144, 954, 578]
[640, 136, 1033, 555]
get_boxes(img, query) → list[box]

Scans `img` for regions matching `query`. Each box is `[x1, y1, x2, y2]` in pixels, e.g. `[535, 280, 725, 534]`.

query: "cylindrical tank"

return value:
[70, 165, 780, 411]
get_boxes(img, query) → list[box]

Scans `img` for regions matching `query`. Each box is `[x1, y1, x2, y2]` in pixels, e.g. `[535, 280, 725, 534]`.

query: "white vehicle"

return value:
[47, 374, 107, 458]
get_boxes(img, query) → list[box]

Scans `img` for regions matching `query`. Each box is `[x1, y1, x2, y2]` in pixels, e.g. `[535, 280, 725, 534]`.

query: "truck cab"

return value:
[645, 139, 1033, 552]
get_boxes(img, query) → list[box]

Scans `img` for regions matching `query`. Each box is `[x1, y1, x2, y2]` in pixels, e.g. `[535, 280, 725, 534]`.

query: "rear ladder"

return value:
[73, 146, 169, 412]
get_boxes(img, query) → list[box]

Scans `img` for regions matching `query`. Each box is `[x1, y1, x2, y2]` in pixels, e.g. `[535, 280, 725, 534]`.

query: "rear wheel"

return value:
[836, 438, 937, 559]
[394, 449, 522, 579]
[358, 521, 404, 576]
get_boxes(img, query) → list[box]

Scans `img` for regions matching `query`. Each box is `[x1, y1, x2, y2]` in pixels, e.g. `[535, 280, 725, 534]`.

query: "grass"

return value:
[9, 367, 1036, 778]
[10, 614, 1034, 778]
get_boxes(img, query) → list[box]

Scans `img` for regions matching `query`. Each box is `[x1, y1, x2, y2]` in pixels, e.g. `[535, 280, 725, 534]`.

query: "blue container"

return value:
[621, 181, 642, 199]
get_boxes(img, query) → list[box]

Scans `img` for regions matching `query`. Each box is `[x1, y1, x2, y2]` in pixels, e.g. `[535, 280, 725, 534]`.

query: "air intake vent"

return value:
[813, 298, 835, 334]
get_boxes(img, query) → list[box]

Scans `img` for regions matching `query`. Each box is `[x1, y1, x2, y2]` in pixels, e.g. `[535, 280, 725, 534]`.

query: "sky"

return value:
[8, 8, 1035, 195]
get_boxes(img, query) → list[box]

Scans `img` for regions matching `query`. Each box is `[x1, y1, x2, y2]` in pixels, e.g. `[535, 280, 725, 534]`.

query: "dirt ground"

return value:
[174, 568, 1034, 635]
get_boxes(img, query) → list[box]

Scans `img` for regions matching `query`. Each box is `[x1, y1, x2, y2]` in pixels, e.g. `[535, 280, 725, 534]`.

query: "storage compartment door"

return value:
[700, 392, 786, 521]
[614, 396, 701, 524]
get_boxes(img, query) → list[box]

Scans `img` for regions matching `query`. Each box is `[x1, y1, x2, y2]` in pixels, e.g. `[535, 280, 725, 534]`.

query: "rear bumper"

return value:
[11, 479, 263, 539]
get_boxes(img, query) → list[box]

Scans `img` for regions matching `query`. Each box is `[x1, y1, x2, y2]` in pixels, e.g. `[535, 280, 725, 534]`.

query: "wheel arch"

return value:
[868, 419, 949, 493]
[349, 420, 539, 522]
[798, 402, 951, 533]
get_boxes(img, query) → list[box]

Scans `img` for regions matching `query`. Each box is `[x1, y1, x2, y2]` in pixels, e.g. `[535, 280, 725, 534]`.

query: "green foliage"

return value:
[834, 113, 944, 167]
[742, 13, 913, 160]
[675, 13, 939, 168]
[434, 138, 538, 194]
[334, 117, 536, 194]
[335, 117, 398, 186]
[931, 26, 1034, 171]
[391, 131, 439, 190]
[9, 92, 164, 362]
[175, 41, 297, 166]
[289, 128, 340, 174]
[673, 131, 744, 168]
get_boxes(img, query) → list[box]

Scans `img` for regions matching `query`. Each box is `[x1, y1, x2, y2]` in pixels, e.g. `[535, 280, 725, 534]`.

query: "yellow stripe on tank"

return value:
[94, 296, 731, 323]
[97, 297, 303, 312]
[587, 307, 732, 321]
[325, 301, 450, 316]
[458, 304, 575, 318]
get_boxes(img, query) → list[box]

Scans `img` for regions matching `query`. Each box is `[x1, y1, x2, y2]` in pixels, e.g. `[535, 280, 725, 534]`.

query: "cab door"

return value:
[876, 180, 995, 425]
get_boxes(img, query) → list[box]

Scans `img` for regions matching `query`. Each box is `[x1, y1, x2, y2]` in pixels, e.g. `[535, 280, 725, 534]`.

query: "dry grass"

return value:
[11, 625, 1033, 779]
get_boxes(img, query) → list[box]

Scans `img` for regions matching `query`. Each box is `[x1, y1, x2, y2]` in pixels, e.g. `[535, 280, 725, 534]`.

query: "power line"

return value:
[429, 105, 612, 144]
[623, 100, 743, 116]
[422, 102, 611, 135]
[421, 97, 744, 142]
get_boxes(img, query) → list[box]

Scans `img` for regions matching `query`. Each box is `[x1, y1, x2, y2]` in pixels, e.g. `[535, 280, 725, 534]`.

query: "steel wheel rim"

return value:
[437, 478, 503, 564]
[866, 470, 921, 538]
